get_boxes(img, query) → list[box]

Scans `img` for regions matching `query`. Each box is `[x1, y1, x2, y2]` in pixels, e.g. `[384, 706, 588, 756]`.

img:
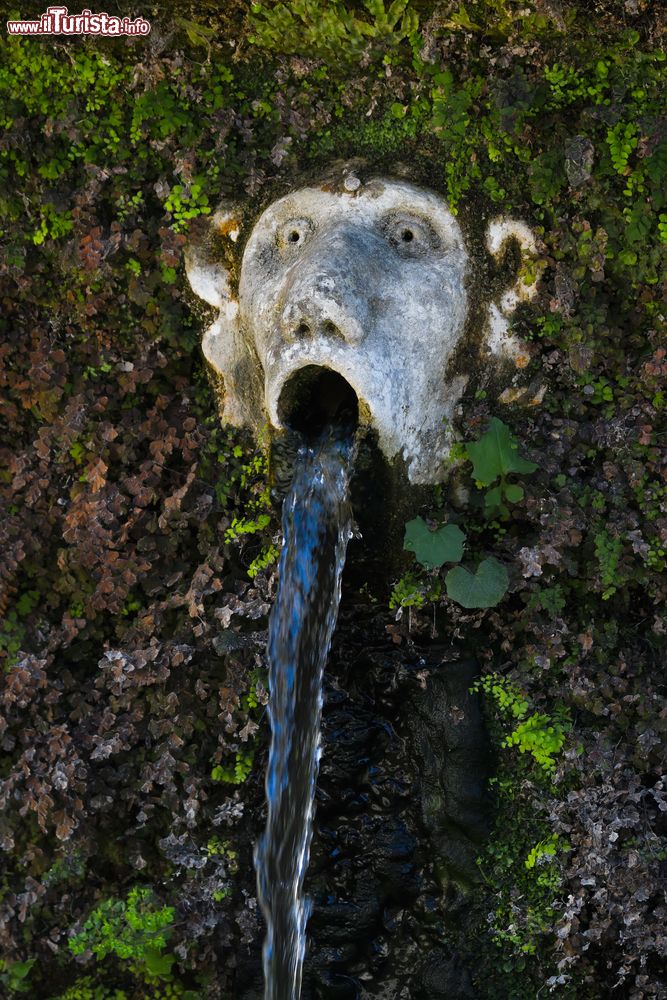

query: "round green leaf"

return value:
[445, 558, 509, 608]
[404, 517, 466, 569]
[505, 483, 524, 503]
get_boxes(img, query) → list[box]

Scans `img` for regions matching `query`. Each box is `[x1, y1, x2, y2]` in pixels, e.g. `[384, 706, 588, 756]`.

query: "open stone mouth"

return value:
[277, 365, 359, 440]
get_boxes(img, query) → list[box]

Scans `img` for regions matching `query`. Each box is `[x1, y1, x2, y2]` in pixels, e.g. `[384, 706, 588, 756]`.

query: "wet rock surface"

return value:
[233, 599, 491, 999]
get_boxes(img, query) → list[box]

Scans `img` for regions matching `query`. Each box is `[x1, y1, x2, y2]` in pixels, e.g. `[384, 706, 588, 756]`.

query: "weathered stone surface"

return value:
[186, 174, 541, 483]
[565, 135, 595, 187]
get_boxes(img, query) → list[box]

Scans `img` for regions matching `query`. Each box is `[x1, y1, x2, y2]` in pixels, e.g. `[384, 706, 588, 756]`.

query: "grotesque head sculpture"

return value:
[186, 174, 540, 483]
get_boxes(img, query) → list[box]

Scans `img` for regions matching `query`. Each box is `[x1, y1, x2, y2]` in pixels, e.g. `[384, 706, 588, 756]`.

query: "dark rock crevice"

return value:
[232, 603, 492, 999]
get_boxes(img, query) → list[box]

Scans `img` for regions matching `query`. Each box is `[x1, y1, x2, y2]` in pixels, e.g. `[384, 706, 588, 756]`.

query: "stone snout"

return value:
[277, 228, 372, 348]
[186, 177, 543, 484]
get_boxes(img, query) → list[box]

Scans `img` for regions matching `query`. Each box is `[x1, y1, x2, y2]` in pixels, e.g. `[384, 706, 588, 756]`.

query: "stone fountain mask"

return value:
[186, 176, 541, 483]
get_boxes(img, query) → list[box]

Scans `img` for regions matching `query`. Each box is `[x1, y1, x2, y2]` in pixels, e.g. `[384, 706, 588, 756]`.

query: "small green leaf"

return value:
[404, 517, 466, 569]
[2, 958, 36, 993]
[505, 483, 524, 503]
[144, 948, 175, 978]
[484, 485, 503, 508]
[465, 418, 537, 486]
[446, 5, 481, 30]
[445, 558, 509, 608]
[175, 16, 216, 46]
[9, 959, 36, 981]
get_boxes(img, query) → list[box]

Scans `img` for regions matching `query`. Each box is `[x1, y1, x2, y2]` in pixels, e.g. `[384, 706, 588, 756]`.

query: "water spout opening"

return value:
[278, 365, 359, 440]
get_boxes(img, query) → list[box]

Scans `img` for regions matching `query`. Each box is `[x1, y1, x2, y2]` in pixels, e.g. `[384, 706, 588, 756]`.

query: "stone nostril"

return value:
[322, 320, 337, 337]
[296, 322, 311, 337]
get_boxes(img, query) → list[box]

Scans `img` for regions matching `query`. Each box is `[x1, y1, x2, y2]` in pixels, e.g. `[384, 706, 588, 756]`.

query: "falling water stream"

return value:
[254, 430, 354, 1000]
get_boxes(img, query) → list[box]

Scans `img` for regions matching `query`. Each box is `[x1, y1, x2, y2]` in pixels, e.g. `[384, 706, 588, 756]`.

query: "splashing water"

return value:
[254, 433, 354, 1000]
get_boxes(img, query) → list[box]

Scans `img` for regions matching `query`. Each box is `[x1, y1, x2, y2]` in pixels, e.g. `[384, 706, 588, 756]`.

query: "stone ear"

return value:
[185, 206, 248, 426]
[184, 205, 242, 308]
[484, 218, 544, 363]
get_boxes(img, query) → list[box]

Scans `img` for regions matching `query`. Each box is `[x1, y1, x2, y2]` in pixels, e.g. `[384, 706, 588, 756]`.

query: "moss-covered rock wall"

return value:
[0, 2, 665, 997]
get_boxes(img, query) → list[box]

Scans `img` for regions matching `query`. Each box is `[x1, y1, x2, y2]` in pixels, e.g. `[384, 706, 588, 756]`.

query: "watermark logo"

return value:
[7, 6, 151, 36]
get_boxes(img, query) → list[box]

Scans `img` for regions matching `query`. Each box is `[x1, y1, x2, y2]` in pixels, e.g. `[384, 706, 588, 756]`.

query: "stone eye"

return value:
[278, 218, 314, 249]
[384, 214, 439, 255]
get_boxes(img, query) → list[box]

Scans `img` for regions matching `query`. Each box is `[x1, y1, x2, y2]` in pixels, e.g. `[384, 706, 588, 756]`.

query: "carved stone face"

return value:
[186, 177, 540, 483]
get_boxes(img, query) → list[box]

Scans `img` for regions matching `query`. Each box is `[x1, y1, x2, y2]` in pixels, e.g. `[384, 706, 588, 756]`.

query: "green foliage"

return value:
[399, 420, 538, 611]
[224, 513, 271, 543]
[543, 62, 583, 106]
[326, 104, 428, 158]
[50, 978, 127, 1000]
[196, 428, 275, 574]
[476, 675, 529, 719]
[476, 797, 570, 984]
[658, 214, 667, 243]
[525, 834, 566, 874]
[389, 571, 430, 609]
[504, 712, 568, 773]
[402, 514, 510, 609]
[15, 589, 39, 616]
[399, 419, 539, 609]
[403, 517, 465, 569]
[471, 671, 574, 981]
[528, 584, 566, 616]
[206, 440, 274, 572]
[248, 0, 421, 69]
[42, 852, 87, 888]
[68, 887, 175, 968]
[430, 69, 485, 205]
[606, 121, 638, 175]
[205, 837, 239, 874]
[593, 529, 624, 600]
[142, 950, 176, 979]
[163, 183, 211, 233]
[242, 668, 268, 711]
[247, 544, 280, 579]
[1, 609, 25, 669]
[465, 418, 537, 517]
[82, 362, 113, 382]
[474, 674, 569, 773]
[175, 16, 217, 51]
[211, 748, 254, 785]
[0, 958, 36, 995]
[50, 974, 200, 1000]
[32, 204, 74, 246]
[445, 558, 509, 610]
